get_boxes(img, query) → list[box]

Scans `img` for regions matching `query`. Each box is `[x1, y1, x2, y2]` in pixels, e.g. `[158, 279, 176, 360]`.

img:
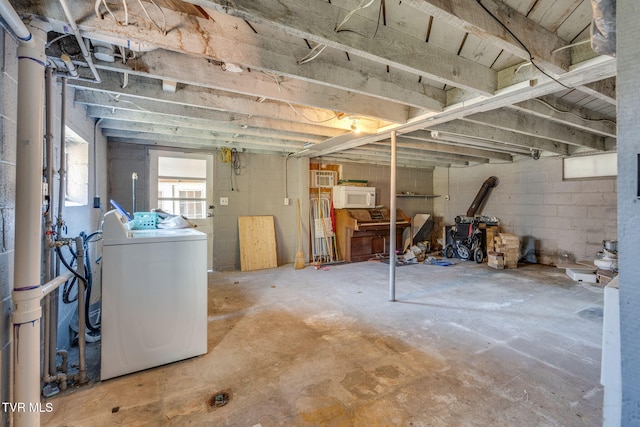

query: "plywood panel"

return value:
[238, 216, 278, 272]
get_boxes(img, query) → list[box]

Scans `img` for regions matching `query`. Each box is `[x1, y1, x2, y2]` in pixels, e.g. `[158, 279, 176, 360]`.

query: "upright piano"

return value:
[335, 208, 411, 262]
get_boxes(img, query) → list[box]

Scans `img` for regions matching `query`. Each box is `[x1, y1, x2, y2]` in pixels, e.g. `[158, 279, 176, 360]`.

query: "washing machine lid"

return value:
[104, 227, 206, 246]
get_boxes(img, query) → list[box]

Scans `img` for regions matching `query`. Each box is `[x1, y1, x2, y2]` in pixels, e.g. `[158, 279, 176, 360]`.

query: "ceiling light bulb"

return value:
[351, 119, 360, 133]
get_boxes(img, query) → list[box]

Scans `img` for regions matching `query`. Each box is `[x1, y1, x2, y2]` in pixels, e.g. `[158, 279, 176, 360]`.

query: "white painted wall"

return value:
[433, 157, 617, 264]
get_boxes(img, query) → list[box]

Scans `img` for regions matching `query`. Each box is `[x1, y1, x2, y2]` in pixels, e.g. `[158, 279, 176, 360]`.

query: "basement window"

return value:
[64, 127, 89, 207]
[563, 152, 617, 180]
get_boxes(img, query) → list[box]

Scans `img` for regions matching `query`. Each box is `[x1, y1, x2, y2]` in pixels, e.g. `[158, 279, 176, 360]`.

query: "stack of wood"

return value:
[493, 233, 520, 269]
[487, 251, 505, 269]
[482, 225, 500, 253]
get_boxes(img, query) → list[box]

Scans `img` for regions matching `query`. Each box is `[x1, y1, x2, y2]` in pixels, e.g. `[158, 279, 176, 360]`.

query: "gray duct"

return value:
[466, 176, 499, 217]
[590, 0, 616, 56]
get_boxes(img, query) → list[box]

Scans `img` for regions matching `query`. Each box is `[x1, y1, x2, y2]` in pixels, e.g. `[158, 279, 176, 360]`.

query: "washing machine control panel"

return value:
[102, 210, 130, 240]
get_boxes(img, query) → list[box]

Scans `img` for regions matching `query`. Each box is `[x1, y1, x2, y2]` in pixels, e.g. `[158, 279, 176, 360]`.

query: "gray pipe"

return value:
[74, 236, 88, 385]
[43, 67, 54, 383]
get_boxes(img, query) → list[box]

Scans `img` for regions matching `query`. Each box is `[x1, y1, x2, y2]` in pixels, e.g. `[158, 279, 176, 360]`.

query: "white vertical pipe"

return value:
[12, 21, 49, 427]
[389, 131, 397, 302]
[0, 0, 31, 41]
[58, 79, 67, 224]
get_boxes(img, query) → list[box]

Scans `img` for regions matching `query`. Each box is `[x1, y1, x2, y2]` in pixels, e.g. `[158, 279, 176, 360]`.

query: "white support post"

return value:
[12, 20, 50, 427]
[389, 131, 397, 302]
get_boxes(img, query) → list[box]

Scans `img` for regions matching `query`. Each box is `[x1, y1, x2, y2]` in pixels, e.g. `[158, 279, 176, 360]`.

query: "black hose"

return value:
[80, 232, 100, 333]
[56, 240, 100, 333]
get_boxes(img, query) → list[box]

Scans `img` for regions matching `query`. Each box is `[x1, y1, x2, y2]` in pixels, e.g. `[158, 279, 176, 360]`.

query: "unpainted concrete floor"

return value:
[42, 261, 604, 426]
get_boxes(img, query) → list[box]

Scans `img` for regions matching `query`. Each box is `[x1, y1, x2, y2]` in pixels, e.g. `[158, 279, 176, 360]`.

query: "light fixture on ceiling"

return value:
[221, 62, 243, 73]
[349, 117, 361, 133]
[92, 40, 116, 62]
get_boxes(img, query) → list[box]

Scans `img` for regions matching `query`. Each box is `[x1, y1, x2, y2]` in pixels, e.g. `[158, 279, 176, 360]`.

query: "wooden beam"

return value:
[99, 119, 305, 148]
[183, 0, 497, 94]
[68, 72, 354, 130]
[577, 77, 617, 106]
[315, 156, 438, 170]
[107, 136, 291, 156]
[86, 106, 326, 143]
[103, 129, 301, 152]
[316, 153, 452, 169]
[428, 120, 569, 155]
[463, 108, 608, 150]
[92, 47, 445, 112]
[510, 96, 616, 138]
[89, 50, 410, 123]
[363, 144, 487, 164]
[402, 0, 570, 73]
[298, 55, 615, 157]
[395, 134, 513, 161]
[20, 0, 436, 120]
[74, 90, 346, 137]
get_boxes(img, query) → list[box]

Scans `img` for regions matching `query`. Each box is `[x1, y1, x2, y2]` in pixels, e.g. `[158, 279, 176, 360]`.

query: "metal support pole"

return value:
[389, 131, 397, 302]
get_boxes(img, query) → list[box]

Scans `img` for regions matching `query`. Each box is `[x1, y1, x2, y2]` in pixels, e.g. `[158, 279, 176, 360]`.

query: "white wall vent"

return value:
[310, 170, 337, 188]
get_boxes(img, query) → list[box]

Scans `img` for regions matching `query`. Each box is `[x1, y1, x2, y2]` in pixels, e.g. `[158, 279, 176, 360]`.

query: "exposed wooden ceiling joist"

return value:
[183, 0, 498, 94]
[463, 108, 610, 150]
[13, 0, 617, 169]
[402, 0, 571, 72]
[74, 90, 346, 138]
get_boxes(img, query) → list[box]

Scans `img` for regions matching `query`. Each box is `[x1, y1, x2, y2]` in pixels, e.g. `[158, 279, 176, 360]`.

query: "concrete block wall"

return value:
[214, 153, 308, 271]
[107, 142, 148, 214]
[433, 156, 617, 264]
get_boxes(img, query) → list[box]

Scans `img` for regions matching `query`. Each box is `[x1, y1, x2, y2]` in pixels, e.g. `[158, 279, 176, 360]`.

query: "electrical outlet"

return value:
[220, 197, 229, 206]
[284, 198, 290, 206]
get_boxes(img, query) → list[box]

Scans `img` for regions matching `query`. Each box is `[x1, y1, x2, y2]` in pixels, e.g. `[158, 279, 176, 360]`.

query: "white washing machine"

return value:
[101, 210, 208, 380]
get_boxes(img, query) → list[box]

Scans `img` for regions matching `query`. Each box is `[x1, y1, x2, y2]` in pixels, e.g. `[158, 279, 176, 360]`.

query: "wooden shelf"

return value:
[396, 194, 441, 198]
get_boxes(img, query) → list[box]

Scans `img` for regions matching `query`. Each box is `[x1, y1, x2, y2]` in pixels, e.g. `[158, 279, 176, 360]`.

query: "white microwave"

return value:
[332, 186, 376, 209]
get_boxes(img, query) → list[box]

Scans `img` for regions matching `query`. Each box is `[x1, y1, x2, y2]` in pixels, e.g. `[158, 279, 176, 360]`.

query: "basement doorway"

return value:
[149, 150, 214, 270]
